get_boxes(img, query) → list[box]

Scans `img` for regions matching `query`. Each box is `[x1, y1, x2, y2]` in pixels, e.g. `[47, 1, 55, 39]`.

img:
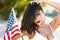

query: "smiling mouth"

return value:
[36, 21, 40, 23]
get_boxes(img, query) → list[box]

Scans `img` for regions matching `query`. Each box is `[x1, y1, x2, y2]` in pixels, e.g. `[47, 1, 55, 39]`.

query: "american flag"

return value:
[4, 8, 21, 40]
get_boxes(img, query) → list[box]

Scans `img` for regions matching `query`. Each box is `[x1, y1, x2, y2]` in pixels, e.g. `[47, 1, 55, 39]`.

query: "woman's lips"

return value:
[36, 21, 40, 23]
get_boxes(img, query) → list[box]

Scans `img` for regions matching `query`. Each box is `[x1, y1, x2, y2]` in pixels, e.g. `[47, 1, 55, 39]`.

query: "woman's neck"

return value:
[39, 22, 46, 28]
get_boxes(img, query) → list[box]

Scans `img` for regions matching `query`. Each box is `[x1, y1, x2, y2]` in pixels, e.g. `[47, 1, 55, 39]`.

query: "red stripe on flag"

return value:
[7, 32, 10, 40]
[12, 33, 21, 40]
[4, 35, 6, 40]
[12, 29, 20, 34]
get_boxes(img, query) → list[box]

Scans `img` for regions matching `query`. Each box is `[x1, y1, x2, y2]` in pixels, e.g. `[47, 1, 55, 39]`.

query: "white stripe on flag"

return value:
[12, 26, 19, 32]
[5, 33, 8, 40]
[4, 31, 11, 40]
[12, 31, 20, 37]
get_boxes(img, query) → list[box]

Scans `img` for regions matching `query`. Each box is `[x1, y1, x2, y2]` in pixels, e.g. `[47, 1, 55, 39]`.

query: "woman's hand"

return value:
[30, 0, 45, 4]
[41, 0, 60, 10]
[41, 0, 47, 3]
[33, 0, 48, 3]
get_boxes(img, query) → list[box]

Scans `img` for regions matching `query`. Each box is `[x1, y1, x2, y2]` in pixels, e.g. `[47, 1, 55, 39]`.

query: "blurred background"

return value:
[0, 0, 60, 40]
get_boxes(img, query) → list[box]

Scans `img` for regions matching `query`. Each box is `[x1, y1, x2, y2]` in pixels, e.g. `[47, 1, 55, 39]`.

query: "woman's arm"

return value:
[50, 12, 60, 31]
[42, 0, 60, 31]
[42, 0, 60, 10]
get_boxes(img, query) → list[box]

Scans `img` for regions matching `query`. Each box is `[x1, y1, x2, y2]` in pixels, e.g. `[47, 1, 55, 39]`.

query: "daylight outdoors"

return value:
[0, 0, 60, 40]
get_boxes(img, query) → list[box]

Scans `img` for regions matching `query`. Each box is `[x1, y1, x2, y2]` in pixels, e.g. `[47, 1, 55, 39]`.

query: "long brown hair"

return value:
[20, 2, 43, 34]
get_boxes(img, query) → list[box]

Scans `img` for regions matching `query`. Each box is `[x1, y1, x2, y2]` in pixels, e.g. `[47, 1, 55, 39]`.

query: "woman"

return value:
[21, 2, 46, 40]
[13, 0, 60, 40]
[20, 2, 49, 40]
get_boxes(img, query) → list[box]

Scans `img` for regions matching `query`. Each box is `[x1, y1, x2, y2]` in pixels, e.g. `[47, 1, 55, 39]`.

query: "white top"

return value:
[17, 31, 57, 40]
[17, 24, 57, 40]
[17, 31, 48, 40]
[31, 31, 48, 40]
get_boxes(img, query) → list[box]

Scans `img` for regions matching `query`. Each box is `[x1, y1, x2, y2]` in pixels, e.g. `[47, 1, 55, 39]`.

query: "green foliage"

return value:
[41, 2, 47, 8]
[14, 0, 29, 18]
[0, 0, 30, 20]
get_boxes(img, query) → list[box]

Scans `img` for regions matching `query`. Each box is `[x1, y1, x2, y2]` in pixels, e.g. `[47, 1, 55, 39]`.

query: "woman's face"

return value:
[34, 10, 45, 26]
